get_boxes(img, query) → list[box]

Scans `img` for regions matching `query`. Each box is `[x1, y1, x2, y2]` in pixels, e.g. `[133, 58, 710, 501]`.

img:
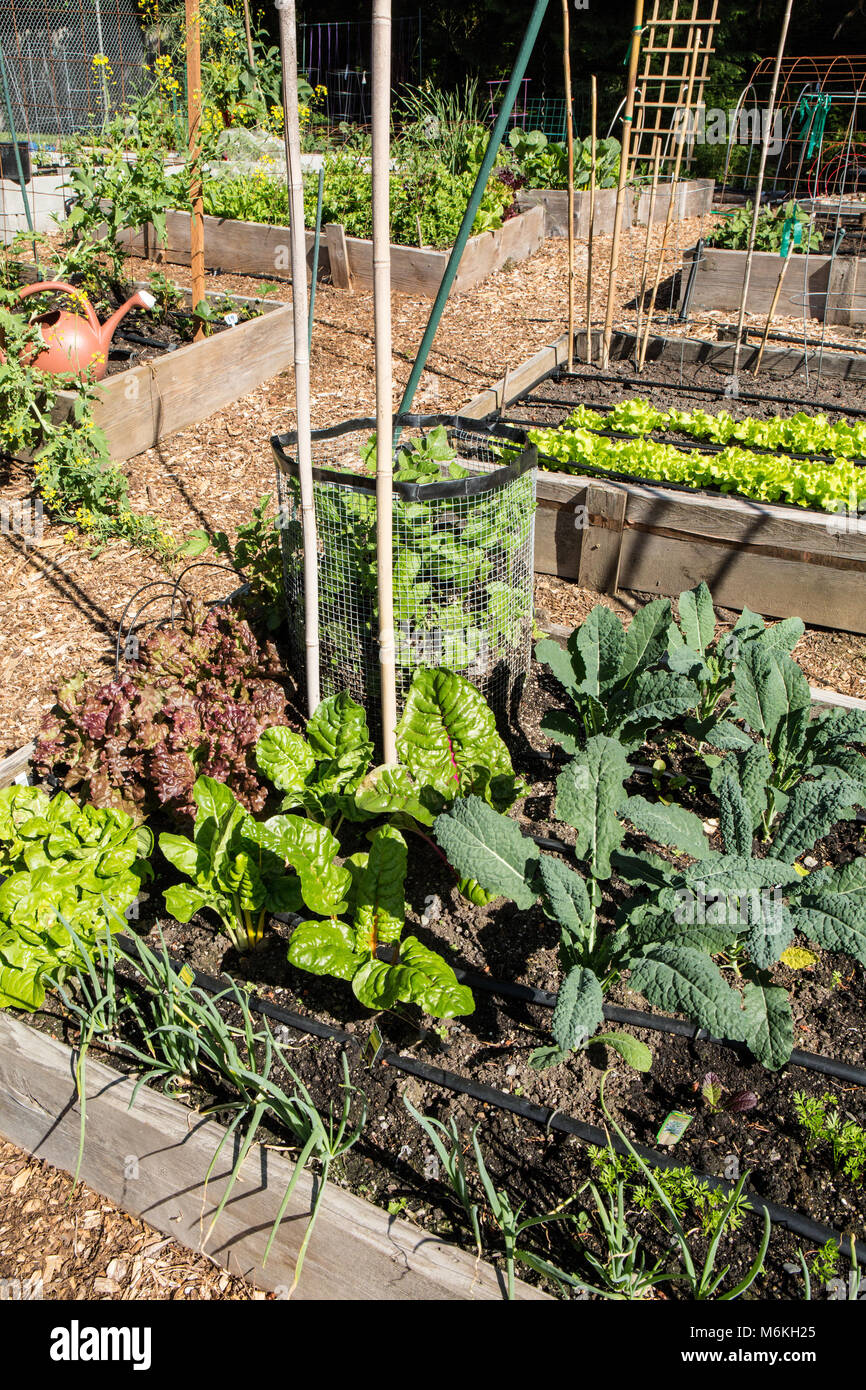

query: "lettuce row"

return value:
[529, 424, 866, 515]
[561, 398, 866, 461]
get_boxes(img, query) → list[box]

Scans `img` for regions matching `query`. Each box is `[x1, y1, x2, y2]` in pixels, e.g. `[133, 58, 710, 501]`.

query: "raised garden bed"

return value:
[679, 244, 866, 327]
[462, 328, 866, 634]
[116, 205, 546, 299]
[49, 290, 293, 463]
[519, 178, 715, 239]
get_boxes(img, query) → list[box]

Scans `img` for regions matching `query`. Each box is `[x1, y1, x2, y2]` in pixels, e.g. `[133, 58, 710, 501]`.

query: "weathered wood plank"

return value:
[577, 483, 627, 593]
[0, 742, 34, 789]
[324, 223, 354, 292]
[0, 1013, 547, 1301]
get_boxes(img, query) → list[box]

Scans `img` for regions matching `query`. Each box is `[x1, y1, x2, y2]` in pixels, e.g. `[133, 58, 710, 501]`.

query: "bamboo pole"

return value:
[585, 75, 597, 364]
[277, 0, 320, 717]
[372, 0, 397, 764]
[636, 26, 701, 372]
[731, 0, 795, 386]
[562, 0, 575, 372]
[241, 0, 256, 71]
[600, 0, 644, 369]
[185, 0, 205, 341]
[635, 135, 661, 362]
[754, 243, 794, 375]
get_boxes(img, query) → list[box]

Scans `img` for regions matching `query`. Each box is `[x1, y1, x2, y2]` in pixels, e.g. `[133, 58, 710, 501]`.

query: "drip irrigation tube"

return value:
[112, 934, 866, 1267]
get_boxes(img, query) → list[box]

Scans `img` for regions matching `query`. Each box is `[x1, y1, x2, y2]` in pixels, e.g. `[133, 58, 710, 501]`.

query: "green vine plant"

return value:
[0, 289, 173, 553]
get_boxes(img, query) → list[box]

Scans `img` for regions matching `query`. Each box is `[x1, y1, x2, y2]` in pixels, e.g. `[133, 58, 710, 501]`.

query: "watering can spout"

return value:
[99, 289, 156, 353]
[14, 282, 156, 379]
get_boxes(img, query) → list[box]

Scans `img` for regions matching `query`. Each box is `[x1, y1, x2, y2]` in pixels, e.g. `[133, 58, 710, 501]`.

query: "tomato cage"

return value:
[271, 415, 537, 733]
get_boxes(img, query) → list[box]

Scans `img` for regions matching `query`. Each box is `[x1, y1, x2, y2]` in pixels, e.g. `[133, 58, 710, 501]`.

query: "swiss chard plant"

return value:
[0, 787, 152, 1010]
[536, 600, 699, 753]
[256, 691, 374, 829]
[159, 776, 322, 952]
[287, 824, 474, 1019]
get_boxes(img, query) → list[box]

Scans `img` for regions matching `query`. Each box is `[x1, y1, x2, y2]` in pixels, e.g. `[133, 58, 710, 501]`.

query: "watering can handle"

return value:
[16, 281, 101, 334]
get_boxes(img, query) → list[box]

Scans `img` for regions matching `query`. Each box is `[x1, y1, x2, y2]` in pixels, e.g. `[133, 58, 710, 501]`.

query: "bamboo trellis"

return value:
[630, 0, 719, 173]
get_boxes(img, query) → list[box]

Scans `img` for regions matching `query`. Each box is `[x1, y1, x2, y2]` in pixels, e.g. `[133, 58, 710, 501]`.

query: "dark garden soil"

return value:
[19, 653, 866, 1301]
[102, 298, 265, 379]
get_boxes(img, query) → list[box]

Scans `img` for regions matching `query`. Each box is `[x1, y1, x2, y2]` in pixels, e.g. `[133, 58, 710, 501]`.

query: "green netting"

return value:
[273, 418, 537, 735]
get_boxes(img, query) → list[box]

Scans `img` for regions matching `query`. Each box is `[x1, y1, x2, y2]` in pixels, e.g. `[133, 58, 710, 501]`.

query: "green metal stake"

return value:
[0, 40, 38, 266]
[308, 163, 324, 353]
[398, 0, 550, 416]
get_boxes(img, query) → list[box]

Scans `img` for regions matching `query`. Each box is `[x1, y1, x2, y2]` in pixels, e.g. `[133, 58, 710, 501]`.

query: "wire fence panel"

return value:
[273, 418, 537, 741]
[0, 0, 147, 141]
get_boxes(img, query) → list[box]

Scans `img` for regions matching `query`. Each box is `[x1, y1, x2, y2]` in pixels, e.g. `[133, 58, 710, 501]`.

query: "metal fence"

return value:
[0, 0, 147, 141]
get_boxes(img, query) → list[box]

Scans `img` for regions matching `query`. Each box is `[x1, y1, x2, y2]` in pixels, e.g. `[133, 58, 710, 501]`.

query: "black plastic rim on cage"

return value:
[271, 413, 538, 740]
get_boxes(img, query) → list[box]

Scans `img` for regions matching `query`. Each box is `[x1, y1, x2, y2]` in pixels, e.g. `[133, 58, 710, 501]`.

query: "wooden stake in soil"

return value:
[600, 1, 644, 370]
[562, 0, 575, 372]
[731, 0, 796, 386]
[634, 135, 661, 362]
[185, 0, 205, 341]
[372, 0, 397, 764]
[754, 241, 795, 375]
[241, 0, 256, 71]
[585, 74, 597, 364]
[278, 0, 320, 716]
[637, 26, 702, 372]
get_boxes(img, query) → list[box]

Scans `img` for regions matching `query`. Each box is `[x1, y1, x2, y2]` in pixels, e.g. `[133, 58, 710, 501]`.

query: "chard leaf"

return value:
[551, 965, 604, 1053]
[396, 668, 517, 803]
[353, 825, 407, 952]
[158, 831, 199, 879]
[556, 735, 630, 879]
[306, 691, 373, 768]
[628, 945, 744, 1040]
[677, 582, 716, 655]
[537, 854, 592, 933]
[624, 794, 710, 859]
[193, 776, 248, 872]
[354, 764, 436, 825]
[255, 727, 316, 794]
[433, 797, 539, 909]
[741, 975, 794, 1070]
[164, 882, 210, 922]
[256, 814, 350, 917]
[289, 919, 359, 981]
[386, 935, 475, 1018]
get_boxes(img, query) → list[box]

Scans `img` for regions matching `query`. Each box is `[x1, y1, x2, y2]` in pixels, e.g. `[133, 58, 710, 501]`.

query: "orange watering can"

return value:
[15, 280, 157, 380]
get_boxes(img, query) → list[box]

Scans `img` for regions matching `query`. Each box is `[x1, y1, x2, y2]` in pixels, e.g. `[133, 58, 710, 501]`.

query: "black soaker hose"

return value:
[114, 935, 866, 1268]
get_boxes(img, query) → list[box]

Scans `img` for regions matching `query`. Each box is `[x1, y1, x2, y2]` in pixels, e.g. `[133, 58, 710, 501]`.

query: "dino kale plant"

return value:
[535, 599, 699, 752]
[706, 640, 866, 834]
[287, 823, 474, 1019]
[434, 706, 866, 1071]
[35, 602, 289, 824]
[667, 581, 804, 729]
[0, 786, 153, 1010]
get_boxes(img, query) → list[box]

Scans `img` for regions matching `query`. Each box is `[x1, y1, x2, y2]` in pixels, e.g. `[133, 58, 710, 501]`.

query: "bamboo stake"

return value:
[636, 26, 701, 372]
[277, 0, 320, 717]
[372, 0, 397, 764]
[241, 0, 256, 71]
[600, 0, 644, 369]
[634, 135, 661, 361]
[185, 0, 205, 342]
[731, 0, 795, 386]
[585, 75, 597, 364]
[562, 0, 575, 372]
[754, 243, 794, 375]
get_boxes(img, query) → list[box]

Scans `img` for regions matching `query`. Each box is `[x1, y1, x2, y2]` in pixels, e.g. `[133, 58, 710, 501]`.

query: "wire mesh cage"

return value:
[272, 415, 537, 735]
